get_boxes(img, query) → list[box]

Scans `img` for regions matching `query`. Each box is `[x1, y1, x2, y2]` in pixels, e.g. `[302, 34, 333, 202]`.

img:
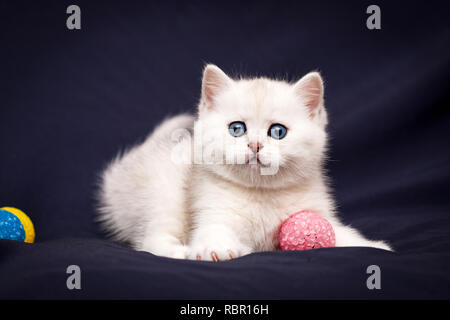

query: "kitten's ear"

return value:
[293, 72, 325, 118]
[201, 64, 232, 110]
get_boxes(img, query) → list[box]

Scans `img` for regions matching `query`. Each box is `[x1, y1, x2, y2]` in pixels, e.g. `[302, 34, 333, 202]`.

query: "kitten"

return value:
[97, 64, 392, 260]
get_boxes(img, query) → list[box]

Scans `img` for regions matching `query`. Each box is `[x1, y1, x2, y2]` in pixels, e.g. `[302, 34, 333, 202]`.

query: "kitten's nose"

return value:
[248, 142, 263, 153]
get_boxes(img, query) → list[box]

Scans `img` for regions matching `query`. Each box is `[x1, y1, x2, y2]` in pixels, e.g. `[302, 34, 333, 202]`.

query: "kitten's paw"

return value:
[188, 242, 252, 261]
[137, 241, 188, 259]
[165, 245, 189, 259]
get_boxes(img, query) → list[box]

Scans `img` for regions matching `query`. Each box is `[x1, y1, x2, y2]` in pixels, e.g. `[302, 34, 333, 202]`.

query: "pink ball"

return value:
[279, 210, 336, 251]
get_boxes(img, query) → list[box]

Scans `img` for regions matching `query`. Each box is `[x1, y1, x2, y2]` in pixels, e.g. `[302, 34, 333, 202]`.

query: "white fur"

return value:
[97, 65, 392, 261]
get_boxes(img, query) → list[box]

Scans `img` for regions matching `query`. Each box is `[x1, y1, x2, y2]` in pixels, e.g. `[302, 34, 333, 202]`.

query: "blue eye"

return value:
[229, 121, 247, 137]
[268, 124, 287, 139]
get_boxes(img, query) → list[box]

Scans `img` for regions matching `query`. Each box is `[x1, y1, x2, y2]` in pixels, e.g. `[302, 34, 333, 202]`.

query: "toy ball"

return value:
[279, 210, 335, 251]
[0, 207, 35, 243]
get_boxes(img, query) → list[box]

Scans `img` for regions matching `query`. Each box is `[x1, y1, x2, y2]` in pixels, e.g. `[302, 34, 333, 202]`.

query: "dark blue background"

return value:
[1, 0, 449, 299]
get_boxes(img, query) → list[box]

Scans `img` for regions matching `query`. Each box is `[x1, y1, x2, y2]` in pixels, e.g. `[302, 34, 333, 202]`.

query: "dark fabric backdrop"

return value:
[0, 0, 449, 299]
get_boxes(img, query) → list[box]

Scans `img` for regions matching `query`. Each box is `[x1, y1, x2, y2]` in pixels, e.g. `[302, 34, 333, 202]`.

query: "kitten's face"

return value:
[196, 65, 328, 189]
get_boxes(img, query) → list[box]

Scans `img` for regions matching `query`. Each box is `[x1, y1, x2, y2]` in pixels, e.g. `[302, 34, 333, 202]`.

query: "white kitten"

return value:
[97, 64, 392, 260]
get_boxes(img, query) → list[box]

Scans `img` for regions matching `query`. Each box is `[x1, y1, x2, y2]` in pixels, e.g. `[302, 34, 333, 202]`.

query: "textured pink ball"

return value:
[279, 210, 336, 251]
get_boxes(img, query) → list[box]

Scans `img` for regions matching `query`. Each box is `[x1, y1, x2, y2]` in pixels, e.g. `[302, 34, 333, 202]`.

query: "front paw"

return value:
[137, 239, 188, 259]
[188, 241, 252, 261]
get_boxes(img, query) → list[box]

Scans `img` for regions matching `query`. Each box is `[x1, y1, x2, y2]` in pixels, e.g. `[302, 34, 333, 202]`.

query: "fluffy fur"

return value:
[97, 65, 392, 260]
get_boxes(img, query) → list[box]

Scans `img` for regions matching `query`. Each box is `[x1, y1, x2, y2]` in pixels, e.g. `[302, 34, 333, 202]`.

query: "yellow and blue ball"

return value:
[0, 207, 35, 243]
